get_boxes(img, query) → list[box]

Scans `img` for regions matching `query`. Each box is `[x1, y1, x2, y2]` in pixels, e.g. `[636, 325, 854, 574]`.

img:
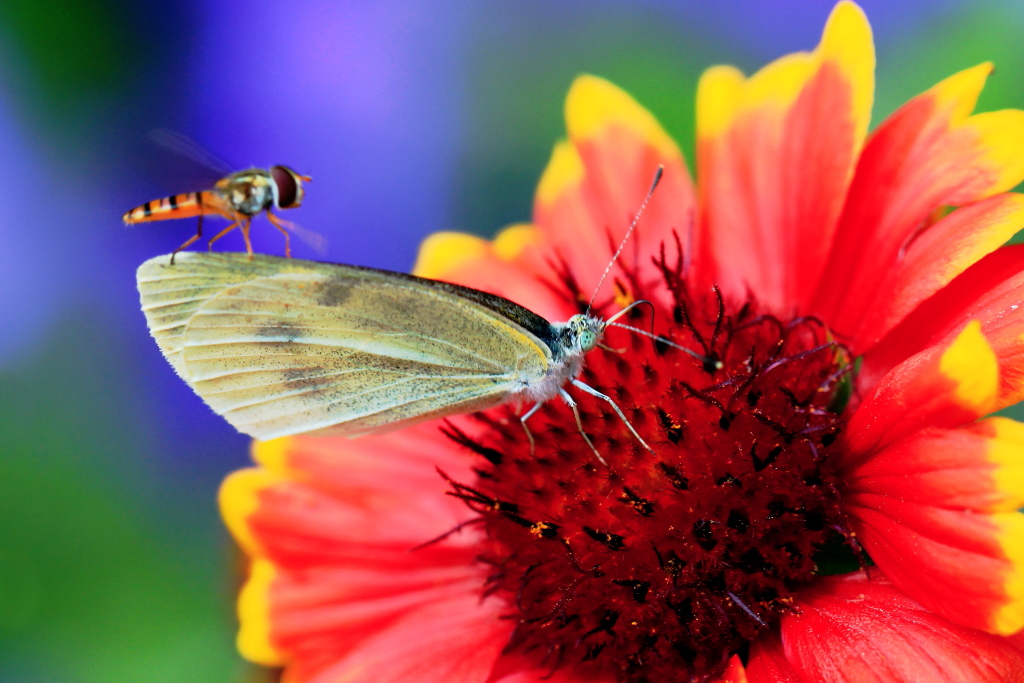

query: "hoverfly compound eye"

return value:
[271, 165, 306, 209]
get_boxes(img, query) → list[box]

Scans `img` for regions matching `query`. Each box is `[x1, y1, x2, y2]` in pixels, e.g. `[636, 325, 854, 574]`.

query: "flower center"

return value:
[444, 258, 852, 682]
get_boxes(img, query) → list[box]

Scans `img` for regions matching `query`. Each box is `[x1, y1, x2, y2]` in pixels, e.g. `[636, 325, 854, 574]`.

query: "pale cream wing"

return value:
[138, 252, 296, 381]
[137, 252, 552, 439]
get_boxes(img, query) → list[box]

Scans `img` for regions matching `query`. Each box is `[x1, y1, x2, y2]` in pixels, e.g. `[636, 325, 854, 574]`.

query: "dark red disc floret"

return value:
[443, 248, 853, 682]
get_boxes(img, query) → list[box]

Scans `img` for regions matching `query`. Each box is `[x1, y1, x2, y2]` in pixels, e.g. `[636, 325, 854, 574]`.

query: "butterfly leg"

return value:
[559, 388, 608, 466]
[519, 402, 544, 456]
[207, 219, 241, 252]
[571, 379, 654, 453]
[170, 211, 203, 265]
[266, 210, 292, 258]
[597, 342, 625, 354]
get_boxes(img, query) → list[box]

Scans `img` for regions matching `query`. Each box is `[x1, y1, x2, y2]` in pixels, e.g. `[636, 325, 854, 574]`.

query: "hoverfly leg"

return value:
[519, 402, 543, 456]
[206, 219, 241, 253]
[559, 388, 608, 466]
[571, 378, 654, 454]
[170, 212, 203, 266]
[240, 217, 254, 259]
[266, 210, 292, 258]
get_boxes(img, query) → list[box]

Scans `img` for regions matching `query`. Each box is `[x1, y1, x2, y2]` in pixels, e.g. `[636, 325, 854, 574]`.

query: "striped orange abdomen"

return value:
[122, 191, 226, 224]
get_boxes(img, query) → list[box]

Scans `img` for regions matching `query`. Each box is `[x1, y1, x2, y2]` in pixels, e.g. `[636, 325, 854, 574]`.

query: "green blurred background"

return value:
[1, 1, 1023, 681]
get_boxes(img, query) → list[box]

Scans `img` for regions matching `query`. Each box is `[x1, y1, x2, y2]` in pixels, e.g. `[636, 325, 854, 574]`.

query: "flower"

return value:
[218, 2, 1024, 681]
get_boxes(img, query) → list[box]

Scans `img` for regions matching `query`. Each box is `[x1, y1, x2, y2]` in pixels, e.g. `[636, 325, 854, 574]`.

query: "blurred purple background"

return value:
[1, 1, 1021, 680]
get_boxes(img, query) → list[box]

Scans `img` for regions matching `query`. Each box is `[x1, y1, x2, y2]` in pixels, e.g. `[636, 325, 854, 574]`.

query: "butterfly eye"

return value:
[579, 329, 596, 351]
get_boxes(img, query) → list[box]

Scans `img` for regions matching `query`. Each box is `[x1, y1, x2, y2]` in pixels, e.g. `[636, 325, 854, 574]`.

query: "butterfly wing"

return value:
[137, 252, 553, 440]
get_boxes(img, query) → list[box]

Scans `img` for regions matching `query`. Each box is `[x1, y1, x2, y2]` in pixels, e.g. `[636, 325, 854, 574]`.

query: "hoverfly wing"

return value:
[137, 252, 553, 440]
[266, 214, 329, 255]
[148, 128, 234, 177]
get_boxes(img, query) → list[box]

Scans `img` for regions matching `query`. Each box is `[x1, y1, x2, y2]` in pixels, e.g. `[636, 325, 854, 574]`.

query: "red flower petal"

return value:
[814, 63, 1024, 340]
[717, 655, 751, 683]
[696, 1, 874, 311]
[842, 417, 1024, 634]
[533, 76, 695, 291]
[747, 574, 1024, 683]
[270, 563, 493, 681]
[220, 426, 491, 678]
[244, 432, 480, 566]
[412, 227, 574, 322]
[861, 244, 1024, 407]
[853, 193, 1024, 348]
[486, 652, 746, 682]
[487, 659, 615, 683]
[302, 590, 512, 683]
[745, 634, 806, 682]
[842, 321, 999, 461]
[414, 77, 696, 315]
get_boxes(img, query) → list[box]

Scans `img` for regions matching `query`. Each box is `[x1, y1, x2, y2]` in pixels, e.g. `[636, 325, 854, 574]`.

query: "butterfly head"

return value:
[563, 314, 605, 356]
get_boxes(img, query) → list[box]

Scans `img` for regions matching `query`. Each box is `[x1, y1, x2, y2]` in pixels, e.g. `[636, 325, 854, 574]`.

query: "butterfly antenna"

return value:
[586, 165, 664, 314]
[606, 321, 723, 370]
[605, 299, 653, 325]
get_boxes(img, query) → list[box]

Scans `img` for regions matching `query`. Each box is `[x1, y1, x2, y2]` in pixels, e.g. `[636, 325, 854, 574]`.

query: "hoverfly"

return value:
[123, 131, 312, 263]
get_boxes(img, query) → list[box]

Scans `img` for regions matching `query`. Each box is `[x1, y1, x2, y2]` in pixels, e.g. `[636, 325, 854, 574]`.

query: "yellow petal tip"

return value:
[744, 53, 816, 113]
[237, 559, 285, 666]
[939, 321, 999, 413]
[965, 109, 1024, 197]
[219, 468, 279, 554]
[697, 1, 874, 144]
[412, 231, 489, 279]
[821, 2, 873, 62]
[819, 0, 874, 138]
[993, 511, 1024, 635]
[930, 63, 993, 123]
[492, 223, 538, 261]
[252, 437, 294, 474]
[696, 65, 745, 139]
[536, 140, 584, 208]
[988, 417, 1024, 511]
[565, 74, 679, 158]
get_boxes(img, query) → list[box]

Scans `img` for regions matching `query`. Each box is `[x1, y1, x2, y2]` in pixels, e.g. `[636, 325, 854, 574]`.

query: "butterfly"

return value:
[136, 168, 711, 462]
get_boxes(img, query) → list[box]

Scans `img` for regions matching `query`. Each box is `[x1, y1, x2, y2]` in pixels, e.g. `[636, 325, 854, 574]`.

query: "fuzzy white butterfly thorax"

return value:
[521, 314, 604, 403]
